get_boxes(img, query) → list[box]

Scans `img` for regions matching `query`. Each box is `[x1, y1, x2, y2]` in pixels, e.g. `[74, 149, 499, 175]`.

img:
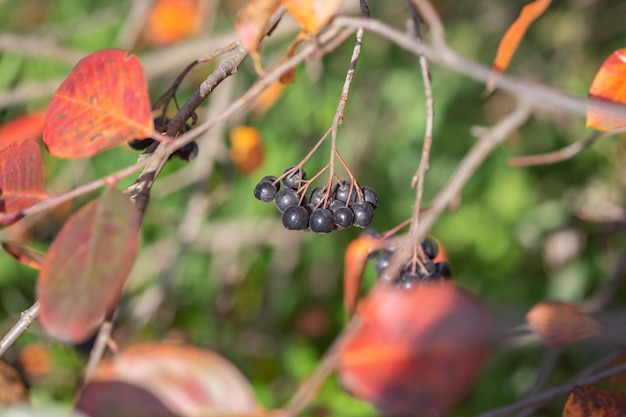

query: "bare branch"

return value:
[84, 320, 113, 381]
[0, 302, 40, 358]
[509, 131, 606, 167]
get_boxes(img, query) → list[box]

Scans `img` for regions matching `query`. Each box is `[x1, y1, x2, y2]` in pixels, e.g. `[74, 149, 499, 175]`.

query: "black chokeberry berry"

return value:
[254, 180, 278, 202]
[421, 239, 439, 260]
[351, 201, 375, 228]
[128, 138, 156, 150]
[328, 199, 346, 213]
[275, 188, 299, 212]
[282, 205, 309, 230]
[309, 208, 334, 234]
[333, 180, 356, 204]
[172, 141, 199, 161]
[398, 270, 420, 288]
[261, 175, 280, 191]
[308, 186, 328, 207]
[333, 206, 354, 229]
[282, 167, 307, 190]
[361, 186, 379, 209]
[434, 262, 452, 278]
[364, 228, 383, 238]
[374, 250, 393, 274]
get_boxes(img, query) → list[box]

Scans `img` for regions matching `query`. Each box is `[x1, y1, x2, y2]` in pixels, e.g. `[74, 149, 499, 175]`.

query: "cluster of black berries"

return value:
[370, 235, 451, 288]
[254, 167, 379, 233]
[128, 116, 198, 161]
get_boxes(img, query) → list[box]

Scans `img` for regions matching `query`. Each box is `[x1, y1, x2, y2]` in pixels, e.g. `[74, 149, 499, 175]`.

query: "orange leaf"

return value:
[281, 0, 341, 34]
[526, 301, 601, 347]
[144, 0, 207, 46]
[251, 80, 285, 116]
[338, 283, 492, 416]
[0, 109, 46, 151]
[1, 241, 45, 269]
[486, 0, 552, 93]
[0, 139, 47, 213]
[43, 49, 154, 159]
[587, 49, 626, 131]
[229, 126, 264, 174]
[235, 0, 281, 72]
[37, 188, 141, 343]
[77, 343, 261, 417]
[563, 386, 626, 417]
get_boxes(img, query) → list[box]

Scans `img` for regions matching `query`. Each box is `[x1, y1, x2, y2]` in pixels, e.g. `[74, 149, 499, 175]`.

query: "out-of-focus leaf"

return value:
[563, 386, 626, 417]
[79, 343, 261, 417]
[486, 0, 552, 94]
[0, 139, 47, 213]
[144, 0, 207, 46]
[0, 360, 29, 405]
[281, 0, 341, 34]
[251, 80, 285, 116]
[0, 109, 46, 151]
[19, 342, 53, 378]
[43, 49, 154, 159]
[587, 49, 626, 131]
[235, 0, 281, 72]
[1, 241, 45, 269]
[338, 282, 492, 416]
[229, 125, 264, 174]
[37, 188, 141, 343]
[526, 301, 601, 347]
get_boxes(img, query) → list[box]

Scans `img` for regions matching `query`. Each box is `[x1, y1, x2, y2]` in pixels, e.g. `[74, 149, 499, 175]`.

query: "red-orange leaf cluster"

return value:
[587, 49, 626, 132]
[37, 189, 141, 343]
[0, 140, 47, 214]
[338, 283, 492, 416]
[43, 49, 154, 159]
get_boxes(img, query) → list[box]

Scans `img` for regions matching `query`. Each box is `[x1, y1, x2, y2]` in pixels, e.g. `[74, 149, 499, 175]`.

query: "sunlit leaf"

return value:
[43, 49, 154, 159]
[0, 360, 29, 405]
[77, 343, 261, 417]
[37, 188, 141, 343]
[486, 0, 552, 93]
[338, 283, 492, 416]
[1, 241, 45, 269]
[229, 125, 264, 174]
[0, 109, 46, 151]
[145, 0, 208, 46]
[587, 49, 626, 131]
[0, 139, 47, 213]
[235, 0, 281, 72]
[281, 0, 341, 34]
[563, 386, 626, 417]
[526, 301, 601, 347]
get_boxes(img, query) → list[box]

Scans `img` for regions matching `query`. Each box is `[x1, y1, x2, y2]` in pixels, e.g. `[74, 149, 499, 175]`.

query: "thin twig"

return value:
[0, 302, 40, 358]
[513, 347, 562, 417]
[83, 320, 113, 381]
[115, 0, 156, 50]
[410, 0, 446, 50]
[509, 131, 607, 167]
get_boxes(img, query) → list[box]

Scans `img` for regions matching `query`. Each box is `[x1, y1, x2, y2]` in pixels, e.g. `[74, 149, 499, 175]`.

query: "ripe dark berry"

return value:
[333, 180, 356, 204]
[398, 270, 420, 288]
[328, 199, 346, 213]
[333, 206, 354, 229]
[421, 239, 439, 260]
[282, 167, 307, 190]
[309, 208, 334, 234]
[261, 175, 280, 191]
[172, 141, 199, 161]
[361, 186, 379, 209]
[308, 186, 328, 207]
[282, 205, 309, 230]
[275, 188, 299, 212]
[351, 201, 375, 228]
[254, 180, 278, 202]
[374, 250, 393, 274]
[434, 262, 452, 278]
[128, 138, 156, 150]
[364, 228, 383, 238]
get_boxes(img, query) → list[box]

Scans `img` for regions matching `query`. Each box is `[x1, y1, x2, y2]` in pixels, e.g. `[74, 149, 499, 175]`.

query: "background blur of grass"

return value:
[0, 0, 625, 415]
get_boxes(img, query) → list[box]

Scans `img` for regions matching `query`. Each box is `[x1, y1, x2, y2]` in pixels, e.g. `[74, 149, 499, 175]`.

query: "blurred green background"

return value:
[0, 0, 625, 415]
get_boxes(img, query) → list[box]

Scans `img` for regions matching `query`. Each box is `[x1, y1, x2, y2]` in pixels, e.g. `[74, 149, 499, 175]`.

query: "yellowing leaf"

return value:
[587, 49, 626, 131]
[526, 301, 601, 347]
[281, 0, 341, 34]
[487, 0, 552, 94]
[229, 126, 264, 174]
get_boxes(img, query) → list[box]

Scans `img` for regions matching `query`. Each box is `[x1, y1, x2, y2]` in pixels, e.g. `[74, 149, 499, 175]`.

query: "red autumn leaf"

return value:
[1, 241, 45, 269]
[144, 0, 208, 47]
[37, 188, 141, 343]
[0, 109, 46, 151]
[338, 283, 492, 417]
[526, 301, 601, 347]
[281, 0, 341, 34]
[486, 0, 552, 93]
[77, 343, 261, 417]
[563, 386, 626, 417]
[43, 49, 154, 159]
[0, 139, 47, 213]
[587, 49, 626, 131]
[235, 0, 281, 72]
[229, 125, 264, 174]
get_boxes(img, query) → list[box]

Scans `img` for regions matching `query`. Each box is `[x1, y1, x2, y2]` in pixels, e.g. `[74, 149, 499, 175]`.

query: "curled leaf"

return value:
[526, 301, 601, 347]
[587, 48, 626, 131]
[1, 241, 45, 269]
[43, 49, 154, 159]
[0, 139, 47, 214]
